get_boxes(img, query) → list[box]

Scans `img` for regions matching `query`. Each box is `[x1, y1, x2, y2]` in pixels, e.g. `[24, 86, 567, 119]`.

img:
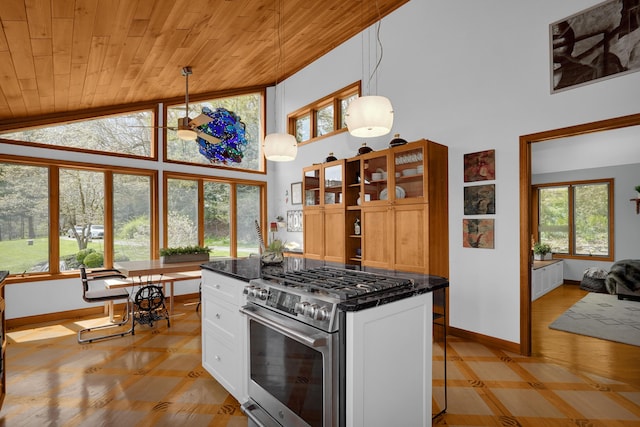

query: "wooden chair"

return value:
[77, 266, 134, 344]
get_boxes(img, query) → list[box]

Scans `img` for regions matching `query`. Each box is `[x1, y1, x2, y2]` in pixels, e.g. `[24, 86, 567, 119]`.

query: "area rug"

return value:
[549, 293, 640, 347]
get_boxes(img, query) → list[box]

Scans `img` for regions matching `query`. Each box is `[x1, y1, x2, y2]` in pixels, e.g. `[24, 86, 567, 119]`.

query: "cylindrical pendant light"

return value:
[345, 95, 394, 138]
[264, 132, 298, 161]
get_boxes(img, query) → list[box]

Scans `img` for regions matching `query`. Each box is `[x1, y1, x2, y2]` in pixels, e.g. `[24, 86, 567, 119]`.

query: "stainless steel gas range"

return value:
[239, 265, 445, 427]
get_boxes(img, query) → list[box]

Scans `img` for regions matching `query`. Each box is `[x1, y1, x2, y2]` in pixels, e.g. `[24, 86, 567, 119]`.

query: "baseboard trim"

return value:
[7, 292, 200, 329]
[449, 326, 521, 354]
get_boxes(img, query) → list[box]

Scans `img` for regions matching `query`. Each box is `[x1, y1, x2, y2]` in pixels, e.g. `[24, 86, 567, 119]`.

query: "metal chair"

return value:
[77, 266, 134, 344]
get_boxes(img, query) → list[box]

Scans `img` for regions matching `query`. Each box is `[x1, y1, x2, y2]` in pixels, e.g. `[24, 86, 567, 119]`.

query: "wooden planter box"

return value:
[160, 253, 209, 264]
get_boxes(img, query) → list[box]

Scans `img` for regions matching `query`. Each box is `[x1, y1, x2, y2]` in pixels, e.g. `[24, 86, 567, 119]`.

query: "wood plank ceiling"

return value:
[0, 0, 409, 128]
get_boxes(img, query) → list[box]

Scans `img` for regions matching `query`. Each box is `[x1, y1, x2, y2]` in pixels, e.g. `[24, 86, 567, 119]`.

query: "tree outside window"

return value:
[0, 163, 50, 273]
[536, 180, 612, 258]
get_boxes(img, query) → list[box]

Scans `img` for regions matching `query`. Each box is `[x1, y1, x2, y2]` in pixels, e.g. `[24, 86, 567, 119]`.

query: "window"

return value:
[59, 168, 105, 268]
[165, 173, 265, 258]
[113, 173, 153, 262]
[165, 91, 264, 172]
[288, 82, 360, 145]
[0, 110, 154, 158]
[0, 163, 49, 274]
[0, 157, 155, 275]
[534, 179, 613, 259]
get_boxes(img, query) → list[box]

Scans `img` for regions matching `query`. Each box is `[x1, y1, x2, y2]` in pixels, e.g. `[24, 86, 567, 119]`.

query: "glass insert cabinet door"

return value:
[362, 153, 389, 204]
[323, 164, 343, 206]
[393, 145, 425, 201]
[304, 167, 321, 206]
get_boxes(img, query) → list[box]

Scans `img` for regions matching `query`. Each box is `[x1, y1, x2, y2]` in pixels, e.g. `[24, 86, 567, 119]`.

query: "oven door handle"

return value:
[240, 305, 327, 348]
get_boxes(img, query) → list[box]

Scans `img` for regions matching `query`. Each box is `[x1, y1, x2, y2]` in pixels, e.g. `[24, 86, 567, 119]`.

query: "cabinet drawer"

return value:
[202, 329, 240, 397]
[202, 294, 240, 343]
[201, 270, 244, 305]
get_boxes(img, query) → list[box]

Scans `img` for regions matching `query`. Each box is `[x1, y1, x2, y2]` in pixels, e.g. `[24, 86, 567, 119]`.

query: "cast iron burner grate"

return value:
[261, 266, 414, 300]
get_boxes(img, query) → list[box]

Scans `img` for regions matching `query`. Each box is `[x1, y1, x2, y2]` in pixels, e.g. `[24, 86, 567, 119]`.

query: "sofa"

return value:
[605, 259, 640, 301]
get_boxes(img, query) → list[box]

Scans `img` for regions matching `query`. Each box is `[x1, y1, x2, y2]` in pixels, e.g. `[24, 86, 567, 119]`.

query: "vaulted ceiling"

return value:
[0, 0, 409, 128]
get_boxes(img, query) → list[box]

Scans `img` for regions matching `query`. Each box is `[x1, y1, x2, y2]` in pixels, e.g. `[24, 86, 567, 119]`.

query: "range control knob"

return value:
[294, 301, 309, 315]
[256, 288, 268, 300]
[243, 285, 253, 296]
[315, 306, 330, 321]
[304, 304, 319, 318]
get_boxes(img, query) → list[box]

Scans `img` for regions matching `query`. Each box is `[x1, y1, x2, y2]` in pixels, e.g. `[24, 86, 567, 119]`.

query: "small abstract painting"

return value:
[463, 219, 495, 249]
[464, 184, 496, 215]
[464, 149, 495, 182]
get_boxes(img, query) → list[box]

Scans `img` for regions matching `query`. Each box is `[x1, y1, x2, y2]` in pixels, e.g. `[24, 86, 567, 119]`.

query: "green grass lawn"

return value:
[1, 237, 258, 274]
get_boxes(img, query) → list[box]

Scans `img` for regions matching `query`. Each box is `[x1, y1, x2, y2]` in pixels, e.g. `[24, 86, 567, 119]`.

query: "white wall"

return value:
[267, 0, 640, 344]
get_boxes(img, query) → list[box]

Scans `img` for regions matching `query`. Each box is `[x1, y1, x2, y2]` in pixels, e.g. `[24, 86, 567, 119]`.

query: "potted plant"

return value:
[261, 239, 285, 265]
[160, 245, 211, 264]
[533, 242, 552, 261]
[635, 185, 640, 198]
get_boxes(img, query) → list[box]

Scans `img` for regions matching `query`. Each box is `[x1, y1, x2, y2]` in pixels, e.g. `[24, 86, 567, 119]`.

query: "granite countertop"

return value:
[0, 271, 8, 284]
[200, 258, 449, 312]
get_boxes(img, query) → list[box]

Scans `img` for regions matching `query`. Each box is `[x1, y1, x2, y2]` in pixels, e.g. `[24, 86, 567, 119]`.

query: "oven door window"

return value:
[250, 320, 324, 427]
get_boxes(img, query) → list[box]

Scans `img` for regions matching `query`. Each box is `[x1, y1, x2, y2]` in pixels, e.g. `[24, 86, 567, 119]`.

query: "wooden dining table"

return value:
[112, 260, 206, 315]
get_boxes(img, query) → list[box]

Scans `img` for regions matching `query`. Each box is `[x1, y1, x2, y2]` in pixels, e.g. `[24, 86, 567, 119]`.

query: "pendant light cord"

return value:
[365, 0, 384, 96]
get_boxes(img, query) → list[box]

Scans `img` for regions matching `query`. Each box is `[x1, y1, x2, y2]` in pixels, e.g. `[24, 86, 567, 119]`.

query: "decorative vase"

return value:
[357, 143, 373, 155]
[389, 133, 407, 147]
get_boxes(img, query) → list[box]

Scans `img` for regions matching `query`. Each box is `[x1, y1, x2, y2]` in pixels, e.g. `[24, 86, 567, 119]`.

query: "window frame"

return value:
[532, 178, 614, 261]
[288, 81, 361, 146]
[0, 154, 158, 282]
[163, 87, 267, 174]
[0, 105, 159, 161]
[162, 171, 267, 258]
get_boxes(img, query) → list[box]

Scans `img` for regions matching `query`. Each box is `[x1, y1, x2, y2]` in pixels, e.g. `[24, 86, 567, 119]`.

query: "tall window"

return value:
[0, 110, 154, 158]
[236, 184, 261, 257]
[113, 173, 152, 262]
[167, 179, 199, 248]
[165, 92, 263, 171]
[0, 163, 49, 274]
[0, 159, 155, 275]
[535, 179, 613, 259]
[59, 169, 105, 268]
[165, 174, 265, 257]
[204, 182, 231, 257]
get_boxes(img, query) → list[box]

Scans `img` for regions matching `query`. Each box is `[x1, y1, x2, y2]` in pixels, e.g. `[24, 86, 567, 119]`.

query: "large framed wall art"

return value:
[551, 0, 640, 93]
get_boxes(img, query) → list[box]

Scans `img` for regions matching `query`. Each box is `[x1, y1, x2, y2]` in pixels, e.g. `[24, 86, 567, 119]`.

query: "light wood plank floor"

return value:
[532, 283, 640, 388]
[1, 294, 639, 426]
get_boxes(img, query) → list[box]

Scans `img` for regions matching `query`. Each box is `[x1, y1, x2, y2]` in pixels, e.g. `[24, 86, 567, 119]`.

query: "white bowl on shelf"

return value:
[416, 165, 424, 174]
[402, 168, 418, 176]
[371, 172, 383, 180]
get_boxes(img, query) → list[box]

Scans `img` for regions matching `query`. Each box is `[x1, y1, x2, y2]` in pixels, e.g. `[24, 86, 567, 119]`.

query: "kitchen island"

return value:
[200, 257, 448, 427]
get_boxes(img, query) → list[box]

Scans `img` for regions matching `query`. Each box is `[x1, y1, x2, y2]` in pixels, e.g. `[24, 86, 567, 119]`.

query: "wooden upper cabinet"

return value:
[301, 139, 448, 276]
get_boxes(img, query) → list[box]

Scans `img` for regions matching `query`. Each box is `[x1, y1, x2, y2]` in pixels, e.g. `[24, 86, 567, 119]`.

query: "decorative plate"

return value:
[380, 186, 406, 200]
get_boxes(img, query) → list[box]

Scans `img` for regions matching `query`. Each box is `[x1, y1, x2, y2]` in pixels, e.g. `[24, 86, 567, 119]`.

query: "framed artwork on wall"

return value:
[462, 219, 495, 249]
[551, 0, 640, 93]
[287, 210, 303, 232]
[464, 184, 496, 215]
[464, 149, 495, 182]
[291, 182, 302, 205]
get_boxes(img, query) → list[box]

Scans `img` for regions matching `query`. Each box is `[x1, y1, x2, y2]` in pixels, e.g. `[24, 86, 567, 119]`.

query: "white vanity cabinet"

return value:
[531, 260, 564, 301]
[345, 292, 433, 427]
[201, 269, 248, 403]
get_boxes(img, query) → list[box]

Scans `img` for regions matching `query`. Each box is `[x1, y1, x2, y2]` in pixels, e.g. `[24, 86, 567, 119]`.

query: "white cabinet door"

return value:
[346, 293, 432, 427]
[201, 270, 248, 403]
